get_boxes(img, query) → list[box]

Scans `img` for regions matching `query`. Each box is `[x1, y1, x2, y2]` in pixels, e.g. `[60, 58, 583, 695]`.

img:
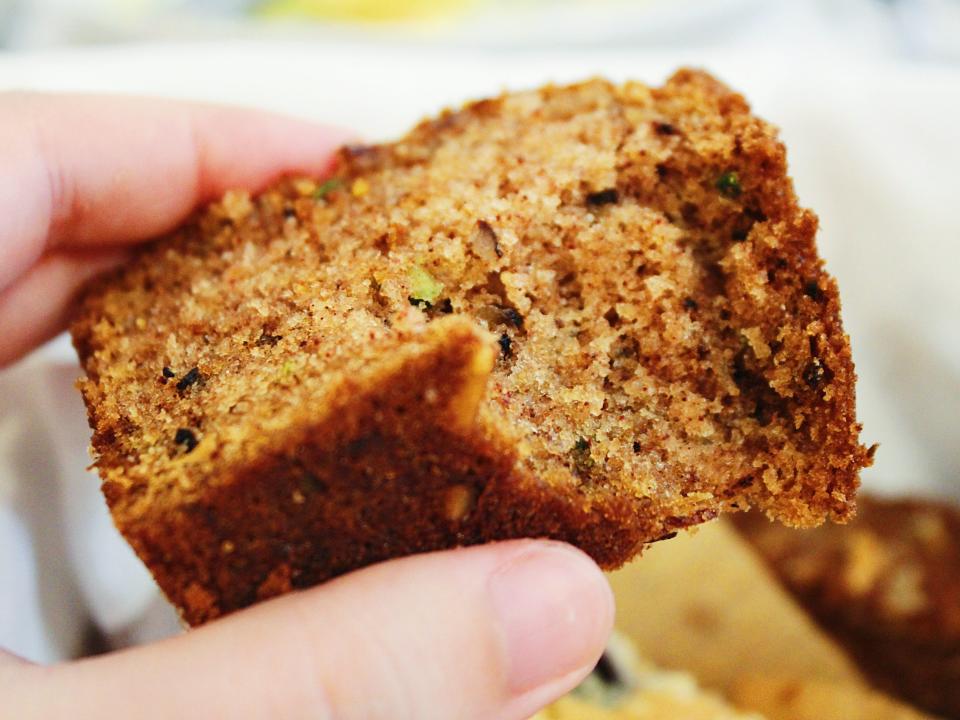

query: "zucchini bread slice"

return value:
[72, 69, 872, 625]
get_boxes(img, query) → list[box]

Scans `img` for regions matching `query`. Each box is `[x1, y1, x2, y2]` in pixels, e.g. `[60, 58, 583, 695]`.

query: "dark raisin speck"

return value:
[176, 367, 201, 392]
[174, 428, 198, 453]
[586, 188, 619, 206]
[498, 334, 512, 358]
[571, 437, 595, 474]
[408, 296, 432, 310]
[257, 330, 282, 347]
[282, 206, 297, 220]
[653, 121, 677, 136]
[162, 366, 175, 378]
[438, 298, 454, 314]
[804, 281, 825, 302]
[502, 307, 524, 328]
[803, 358, 828, 388]
[603, 307, 620, 327]
[632, 441, 641, 453]
[682, 297, 698, 311]
[716, 171, 742, 198]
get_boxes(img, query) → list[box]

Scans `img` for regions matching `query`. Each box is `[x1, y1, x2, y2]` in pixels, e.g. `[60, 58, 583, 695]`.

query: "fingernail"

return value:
[489, 543, 614, 694]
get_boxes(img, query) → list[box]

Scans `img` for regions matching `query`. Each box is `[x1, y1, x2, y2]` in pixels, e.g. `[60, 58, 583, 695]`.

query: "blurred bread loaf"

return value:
[736, 495, 960, 718]
[729, 675, 937, 720]
[608, 520, 863, 690]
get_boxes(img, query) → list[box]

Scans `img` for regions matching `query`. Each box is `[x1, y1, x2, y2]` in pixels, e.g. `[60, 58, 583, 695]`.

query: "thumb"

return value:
[9, 540, 613, 720]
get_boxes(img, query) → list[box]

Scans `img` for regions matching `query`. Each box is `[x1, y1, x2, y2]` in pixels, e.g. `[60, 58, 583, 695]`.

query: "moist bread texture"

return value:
[72, 69, 871, 625]
[735, 496, 960, 718]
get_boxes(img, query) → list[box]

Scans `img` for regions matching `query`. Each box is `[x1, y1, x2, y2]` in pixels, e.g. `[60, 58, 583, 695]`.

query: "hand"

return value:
[0, 93, 614, 719]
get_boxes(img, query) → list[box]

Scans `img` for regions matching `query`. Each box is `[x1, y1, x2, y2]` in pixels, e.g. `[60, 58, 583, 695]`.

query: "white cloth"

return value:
[0, 35, 958, 663]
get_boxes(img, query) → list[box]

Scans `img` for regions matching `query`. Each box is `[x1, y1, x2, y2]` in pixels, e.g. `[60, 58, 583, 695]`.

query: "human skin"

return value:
[0, 94, 614, 720]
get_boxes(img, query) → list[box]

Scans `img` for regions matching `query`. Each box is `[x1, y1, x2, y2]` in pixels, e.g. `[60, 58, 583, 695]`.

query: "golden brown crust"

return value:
[72, 69, 870, 625]
[735, 496, 960, 718]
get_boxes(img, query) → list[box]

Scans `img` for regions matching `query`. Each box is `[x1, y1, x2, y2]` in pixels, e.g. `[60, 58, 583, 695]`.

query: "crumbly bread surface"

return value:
[735, 496, 960, 718]
[72, 69, 870, 625]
